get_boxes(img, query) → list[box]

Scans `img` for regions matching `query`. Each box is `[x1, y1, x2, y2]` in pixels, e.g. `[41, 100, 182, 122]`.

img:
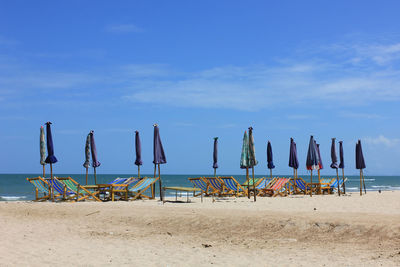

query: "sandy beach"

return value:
[0, 191, 399, 266]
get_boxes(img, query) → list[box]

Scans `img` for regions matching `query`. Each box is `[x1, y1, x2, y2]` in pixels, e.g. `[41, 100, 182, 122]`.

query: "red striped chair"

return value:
[259, 177, 291, 197]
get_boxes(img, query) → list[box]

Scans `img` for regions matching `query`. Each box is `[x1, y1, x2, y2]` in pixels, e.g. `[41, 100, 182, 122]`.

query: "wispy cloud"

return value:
[339, 112, 383, 119]
[364, 135, 400, 147]
[105, 24, 144, 33]
[287, 114, 314, 120]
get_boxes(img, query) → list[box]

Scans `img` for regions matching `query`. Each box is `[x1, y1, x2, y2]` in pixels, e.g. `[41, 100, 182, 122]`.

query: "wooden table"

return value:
[306, 182, 321, 195]
[162, 186, 203, 203]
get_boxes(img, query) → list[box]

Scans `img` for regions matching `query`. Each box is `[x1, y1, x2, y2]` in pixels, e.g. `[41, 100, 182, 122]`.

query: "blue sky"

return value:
[1, 0, 400, 175]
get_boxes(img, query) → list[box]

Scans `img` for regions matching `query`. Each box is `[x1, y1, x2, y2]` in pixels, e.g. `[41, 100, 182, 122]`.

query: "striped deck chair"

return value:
[56, 177, 102, 202]
[128, 177, 159, 200]
[322, 178, 348, 194]
[291, 177, 310, 195]
[255, 178, 274, 190]
[26, 177, 56, 201]
[49, 177, 77, 201]
[259, 177, 290, 197]
[202, 177, 226, 196]
[102, 177, 140, 201]
[188, 177, 211, 196]
[218, 177, 247, 197]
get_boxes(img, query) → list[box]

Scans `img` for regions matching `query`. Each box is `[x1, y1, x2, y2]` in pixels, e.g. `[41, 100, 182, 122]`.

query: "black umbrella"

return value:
[135, 131, 143, 178]
[45, 122, 58, 201]
[267, 141, 275, 179]
[339, 141, 346, 193]
[153, 124, 167, 201]
[289, 138, 299, 191]
[330, 138, 340, 196]
[213, 137, 218, 177]
[306, 135, 319, 196]
[356, 140, 367, 195]
[90, 130, 101, 184]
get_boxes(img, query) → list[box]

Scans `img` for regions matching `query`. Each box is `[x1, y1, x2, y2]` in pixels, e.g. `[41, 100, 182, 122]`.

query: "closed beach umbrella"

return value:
[289, 138, 299, 191]
[248, 127, 257, 201]
[316, 143, 323, 170]
[40, 126, 46, 178]
[356, 140, 366, 195]
[90, 130, 101, 184]
[135, 131, 143, 178]
[213, 137, 218, 177]
[83, 133, 91, 184]
[240, 131, 250, 198]
[267, 141, 275, 179]
[153, 124, 166, 201]
[45, 122, 57, 201]
[339, 140, 345, 193]
[306, 135, 319, 196]
[330, 138, 340, 196]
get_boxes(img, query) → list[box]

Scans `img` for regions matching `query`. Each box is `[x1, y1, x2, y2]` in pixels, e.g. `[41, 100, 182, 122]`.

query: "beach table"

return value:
[162, 186, 203, 203]
[306, 182, 321, 195]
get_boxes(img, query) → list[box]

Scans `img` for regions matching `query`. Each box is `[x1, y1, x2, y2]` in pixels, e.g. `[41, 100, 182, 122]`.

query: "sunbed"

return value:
[56, 177, 102, 202]
[218, 176, 247, 197]
[128, 176, 159, 200]
[259, 177, 290, 197]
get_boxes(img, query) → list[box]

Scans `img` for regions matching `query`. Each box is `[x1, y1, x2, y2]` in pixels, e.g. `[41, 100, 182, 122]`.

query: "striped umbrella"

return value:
[40, 126, 46, 178]
[240, 131, 250, 198]
[135, 131, 143, 178]
[213, 137, 218, 177]
[356, 140, 366, 195]
[83, 133, 91, 184]
[153, 124, 167, 201]
[330, 138, 340, 196]
[248, 127, 257, 201]
[90, 130, 101, 184]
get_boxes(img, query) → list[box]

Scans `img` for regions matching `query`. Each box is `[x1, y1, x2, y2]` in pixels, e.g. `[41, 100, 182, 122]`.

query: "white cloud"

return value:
[364, 135, 400, 147]
[339, 112, 382, 119]
[105, 24, 144, 33]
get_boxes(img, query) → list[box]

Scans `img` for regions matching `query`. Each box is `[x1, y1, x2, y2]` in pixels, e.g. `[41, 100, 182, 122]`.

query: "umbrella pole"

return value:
[317, 169, 321, 194]
[246, 167, 250, 199]
[310, 170, 313, 197]
[252, 167, 256, 202]
[362, 169, 367, 194]
[214, 168, 216, 178]
[94, 167, 97, 185]
[158, 164, 163, 202]
[50, 163, 54, 202]
[359, 169, 362, 196]
[270, 169, 272, 180]
[293, 168, 297, 193]
[138, 165, 140, 179]
[336, 168, 340, 196]
[342, 168, 346, 194]
[85, 167, 88, 185]
[42, 165, 45, 178]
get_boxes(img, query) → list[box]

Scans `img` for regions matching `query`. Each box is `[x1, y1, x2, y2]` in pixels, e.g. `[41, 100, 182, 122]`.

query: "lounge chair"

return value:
[322, 177, 348, 194]
[218, 176, 247, 197]
[259, 177, 290, 197]
[48, 177, 78, 201]
[26, 176, 57, 201]
[128, 176, 159, 200]
[255, 178, 274, 190]
[290, 177, 312, 195]
[101, 177, 140, 201]
[188, 177, 211, 196]
[202, 177, 226, 196]
[56, 177, 102, 202]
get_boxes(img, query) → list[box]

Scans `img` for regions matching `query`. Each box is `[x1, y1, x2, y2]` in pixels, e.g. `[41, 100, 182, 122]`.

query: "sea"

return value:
[1, 173, 399, 201]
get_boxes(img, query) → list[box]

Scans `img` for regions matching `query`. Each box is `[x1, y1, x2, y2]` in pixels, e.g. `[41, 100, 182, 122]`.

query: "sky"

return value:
[1, 0, 400, 176]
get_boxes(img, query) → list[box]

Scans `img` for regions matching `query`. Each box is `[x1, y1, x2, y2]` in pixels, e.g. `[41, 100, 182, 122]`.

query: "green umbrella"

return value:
[248, 127, 258, 201]
[240, 131, 251, 199]
[40, 126, 46, 178]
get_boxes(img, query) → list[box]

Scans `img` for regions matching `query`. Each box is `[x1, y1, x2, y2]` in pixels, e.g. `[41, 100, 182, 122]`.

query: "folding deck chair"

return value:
[218, 176, 247, 197]
[56, 177, 102, 202]
[188, 177, 212, 196]
[128, 177, 159, 200]
[26, 176, 57, 201]
[202, 177, 226, 196]
[101, 177, 140, 201]
[321, 178, 347, 194]
[259, 177, 291, 197]
[290, 177, 312, 195]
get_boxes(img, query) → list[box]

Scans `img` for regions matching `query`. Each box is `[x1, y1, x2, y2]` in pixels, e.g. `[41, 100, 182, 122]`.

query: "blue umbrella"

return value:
[267, 141, 275, 179]
[306, 135, 319, 196]
[45, 121, 57, 201]
[356, 140, 366, 195]
[153, 124, 166, 201]
[289, 138, 299, 190]
[330, 138, 340, 196]
[90, 130, 101, 184]
[213, 137, 218, 177]
[135, 131, 143, 178]
[338, 140, 346, 193]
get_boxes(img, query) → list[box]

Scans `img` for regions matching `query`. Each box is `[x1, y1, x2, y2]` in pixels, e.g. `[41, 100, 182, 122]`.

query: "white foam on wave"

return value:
[0, 196, 27, 201]
[348, 178, 375, 182]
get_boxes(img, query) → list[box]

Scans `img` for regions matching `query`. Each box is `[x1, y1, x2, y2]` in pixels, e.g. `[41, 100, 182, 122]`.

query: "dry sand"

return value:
[0, 191, 399, 266]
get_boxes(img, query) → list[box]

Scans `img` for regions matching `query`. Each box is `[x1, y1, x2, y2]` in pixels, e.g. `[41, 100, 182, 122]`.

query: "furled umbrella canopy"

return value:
[40, 126, 46, 166]
[330, 138, 338, 169]
[83, 133, 91, 168]
[316, 143, 323, 169]
[306, 136, 319, 170]
[339, 141, 344, 169]
[267, 141, 275, 169]
[90, 130, 101, 168]
[44, 122, 58, 164]
[355, 140, 366, 170]
[248, 127, 258, 167]
[240, 131, 250, 169]
[153, 125, 167, 164]
[213, 137, 218, 169]
[289, 138, 299, 169]
[135, 131, 143, 166]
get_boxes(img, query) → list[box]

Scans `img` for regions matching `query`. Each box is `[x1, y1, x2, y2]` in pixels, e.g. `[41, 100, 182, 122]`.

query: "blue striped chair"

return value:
[218, 177, 247, 197]
[128, 177, 159, 200]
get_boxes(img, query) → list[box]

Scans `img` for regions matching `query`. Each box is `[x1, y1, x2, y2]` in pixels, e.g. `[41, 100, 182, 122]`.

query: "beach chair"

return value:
[255, 178, 274, 190]
[188, 177, 212, 196]
[322, 178, 348, 194]
[259, 177, 290, 197]
[290, 177, 311, 195]
[202, 177, 226, 196]
[101, 177, 140, 201]
[26, 176, 56, 201]
[56, 177, 102, 202]
[218, 176, 248, 197]
[48, 177, 78, 201]
[128, 176, 159, 200]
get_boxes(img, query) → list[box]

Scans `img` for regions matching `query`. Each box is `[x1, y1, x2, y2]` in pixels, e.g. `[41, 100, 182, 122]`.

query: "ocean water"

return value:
[0, 173, 399, 201]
